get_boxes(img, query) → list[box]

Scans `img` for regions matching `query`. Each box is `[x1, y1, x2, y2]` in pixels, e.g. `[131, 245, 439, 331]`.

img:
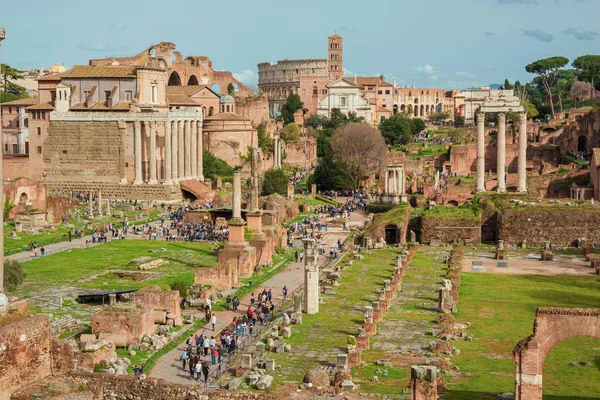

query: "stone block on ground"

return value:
[341, 380, 356, 391]
[303, 368, 330, 387]
[281, 326, 292, 338]
[228, 377, 242, 390]
[265, 359, 275, 371]
[256, 375, 273, 390]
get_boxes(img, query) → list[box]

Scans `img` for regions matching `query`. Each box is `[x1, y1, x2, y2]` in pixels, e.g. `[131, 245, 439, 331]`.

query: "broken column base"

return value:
[410, 366, 439, 400]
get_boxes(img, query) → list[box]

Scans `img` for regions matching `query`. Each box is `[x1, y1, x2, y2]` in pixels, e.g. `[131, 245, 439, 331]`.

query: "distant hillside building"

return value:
[258, 34, 343, 117]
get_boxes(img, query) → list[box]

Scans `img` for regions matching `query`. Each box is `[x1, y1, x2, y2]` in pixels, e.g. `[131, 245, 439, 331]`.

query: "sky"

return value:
[0, 0, 598, 90]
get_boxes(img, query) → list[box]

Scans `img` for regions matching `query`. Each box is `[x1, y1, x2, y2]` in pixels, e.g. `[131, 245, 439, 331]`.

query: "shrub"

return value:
[262, 168, 288, 196]
[281, 123, 301, 141]
[4, 259, 26, 292]
[203, 150, 234, 182]
[170, 280, 190, 298]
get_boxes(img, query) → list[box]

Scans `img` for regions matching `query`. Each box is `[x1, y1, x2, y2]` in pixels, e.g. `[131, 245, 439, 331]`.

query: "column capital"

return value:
[497, 111, 506, 120]
[519, 112, 527, 124]
[476, 112, 485, 124]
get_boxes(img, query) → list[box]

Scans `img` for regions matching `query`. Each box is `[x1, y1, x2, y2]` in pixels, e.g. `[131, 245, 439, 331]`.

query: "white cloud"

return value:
[77, 43, 112, 52]
[484, 65, 495, 71]
[413, 64, 436, 75]
[232, 69, 256, 84]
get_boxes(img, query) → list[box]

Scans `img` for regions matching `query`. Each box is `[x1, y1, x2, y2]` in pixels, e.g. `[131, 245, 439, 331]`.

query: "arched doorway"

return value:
[168, 72, 182, 86]
[188, 75, 199, 85]
[514, 307, 600, 399]
[393, 104, 399, 115]
[446, 200, 459, 207]
[578, 136, 587, 153]
[208, 106, 214, 116]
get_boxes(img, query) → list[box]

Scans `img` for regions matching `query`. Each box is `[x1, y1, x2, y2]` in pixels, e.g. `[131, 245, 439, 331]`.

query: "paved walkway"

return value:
[148, 228, 350, 385]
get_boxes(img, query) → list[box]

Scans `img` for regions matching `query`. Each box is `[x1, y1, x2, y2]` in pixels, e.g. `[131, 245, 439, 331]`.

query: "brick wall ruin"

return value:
[498, 207, 600, 247]
[91, 305, 155, 345]
[0, 314, 52, 400]
[421, 214, 481, 245]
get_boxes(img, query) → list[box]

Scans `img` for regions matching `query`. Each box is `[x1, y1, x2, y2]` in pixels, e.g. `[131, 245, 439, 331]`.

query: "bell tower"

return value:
[328, 34, 343, 81]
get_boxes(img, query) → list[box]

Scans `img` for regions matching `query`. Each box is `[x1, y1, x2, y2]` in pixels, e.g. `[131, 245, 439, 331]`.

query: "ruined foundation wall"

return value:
[70, 372, 273, 400]
[0, 315, 52, 400]
[420, 215, 481, 245]
[499, 207, 600, 247]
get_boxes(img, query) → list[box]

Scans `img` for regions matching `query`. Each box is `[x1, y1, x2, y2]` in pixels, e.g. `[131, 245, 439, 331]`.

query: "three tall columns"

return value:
[133, 119, 203, 185]
[476, 111, 527, 193]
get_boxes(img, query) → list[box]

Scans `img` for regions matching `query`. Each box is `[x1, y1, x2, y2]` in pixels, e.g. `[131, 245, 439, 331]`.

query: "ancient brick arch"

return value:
[513, 307, 600, 400]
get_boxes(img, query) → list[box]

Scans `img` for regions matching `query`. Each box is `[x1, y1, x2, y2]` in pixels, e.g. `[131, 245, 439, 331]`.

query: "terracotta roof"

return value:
[166, 94, 201, 106]
[1, 97, 38, 106]
[70, 101, 131, 110]
[353, 76, 384, 86]
[36, 73, 63, 81]
[204, 112, 249, 121]
[26, 102, 54, 110]
[338, 78, 360, 88]
[61, 65, 137, 79]
[377, 106, 392, 113]
[166, 85, 211, 96]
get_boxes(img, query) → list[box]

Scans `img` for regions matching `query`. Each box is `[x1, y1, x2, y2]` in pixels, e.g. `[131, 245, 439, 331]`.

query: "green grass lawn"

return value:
[446, 273, 600, 399]
[13, 240, 218, 295]
[4, 208, 163, 255]
[266, 248, 399, 386]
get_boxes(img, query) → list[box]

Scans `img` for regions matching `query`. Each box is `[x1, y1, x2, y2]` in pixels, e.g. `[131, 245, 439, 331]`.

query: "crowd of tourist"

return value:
[567, 150, 591, 162]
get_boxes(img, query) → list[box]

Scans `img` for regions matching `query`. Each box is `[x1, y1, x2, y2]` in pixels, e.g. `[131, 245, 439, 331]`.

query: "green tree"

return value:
[281, 93, 304, 125]
[525, 56, 569, 117]
[312, 157, 351, 190]
[410, 118, 425, 134]
[227, 83, 236, 96]
[331, 123, 388, 190]
[4, 259, 26, 292]
[504, 79, 513, 90]
[379, 114, 413, 145]
[304, 114, 329, 129]
[203, 150, 234, 181]
[257, 123, 273, 153]
[4, 198, 15, 220]
[281, 123, 300, 141]
[262, 168, 288, 196]
[170, 280, 190, 298]
[454, 115, 465, 127]
[430, 111, 450, 125]
[327, 108, 348, 129]
[572, 55, 600, 100]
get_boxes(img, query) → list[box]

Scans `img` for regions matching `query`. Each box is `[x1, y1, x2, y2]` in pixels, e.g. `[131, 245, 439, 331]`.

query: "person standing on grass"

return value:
[211, 313, 216, 331]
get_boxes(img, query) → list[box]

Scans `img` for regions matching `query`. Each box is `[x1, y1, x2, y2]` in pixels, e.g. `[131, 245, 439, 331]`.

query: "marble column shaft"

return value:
[148, 120, 158, 184]
[476, 112, 485, 192]
[97, 190, 102, 216]
[133, 121, 143, 184]
[517, 112, 527, 192]
[233, 171, 242, 219]
[184, 120, 192, 179]
[197, 122, 204, 180]
[191, 121, 197, 180]
[164, 120, 172, 185]
[178, 120, 184, 180]
[171, 121, 179, 183]
[497, 112, 506, 193]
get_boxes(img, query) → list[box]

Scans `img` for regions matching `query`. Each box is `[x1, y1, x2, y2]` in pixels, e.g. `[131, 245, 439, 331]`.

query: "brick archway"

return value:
[513, 308, 600, 400]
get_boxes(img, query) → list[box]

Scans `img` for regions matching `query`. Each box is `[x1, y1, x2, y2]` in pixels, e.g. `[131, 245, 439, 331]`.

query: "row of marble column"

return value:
[133, 119, 204, 185]
[384, 167, 406, 195]
[87, 190, 110, 218]
[476, 112, 527, 193]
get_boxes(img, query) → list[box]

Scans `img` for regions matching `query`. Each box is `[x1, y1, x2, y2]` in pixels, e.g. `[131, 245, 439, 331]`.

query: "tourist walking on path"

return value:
[211, 313, 216, 331]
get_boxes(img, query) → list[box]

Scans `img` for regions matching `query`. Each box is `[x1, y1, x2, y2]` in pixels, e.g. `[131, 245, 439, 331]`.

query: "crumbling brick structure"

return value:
[514, 307, 600, 400]
[410, 366, 439, 400]
[0, 314, 52, 400]
[91, 304, 155, 345]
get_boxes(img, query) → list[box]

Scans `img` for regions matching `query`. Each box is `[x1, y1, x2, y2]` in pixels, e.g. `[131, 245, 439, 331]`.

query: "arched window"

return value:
[226, 105, 230, 112]
[312, 86, 318, 95]
[151, 84, 158, 103]
[209, 106, 214, 116]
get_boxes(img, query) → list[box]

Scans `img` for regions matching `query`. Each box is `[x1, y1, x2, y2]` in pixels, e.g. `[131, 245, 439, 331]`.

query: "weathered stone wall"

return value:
[283, 138, 317, 169]
[44, 181, 182, 201]
[0, 314, 51, 400]
[421, 214, 481, 245]
[3, 156, 31, 181]
[43, 121, 126, 183]
[91, 306, 155, 344]
[234, 94, 270, 126]
[133, 287, 181, 318]
[499, 207, 600, 246]
[70, 372, 273, 400]
[46, 196, 82, 223]
[2, 178, 47, 219]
